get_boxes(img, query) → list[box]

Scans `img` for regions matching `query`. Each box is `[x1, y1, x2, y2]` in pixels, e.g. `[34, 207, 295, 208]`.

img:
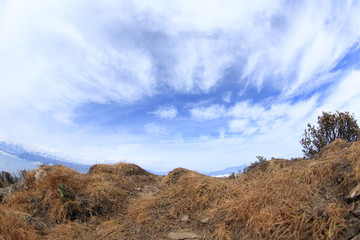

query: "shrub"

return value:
[242, 156, 267, 174]
[0, 171, 26, 188]
[300, 111, 360, 158]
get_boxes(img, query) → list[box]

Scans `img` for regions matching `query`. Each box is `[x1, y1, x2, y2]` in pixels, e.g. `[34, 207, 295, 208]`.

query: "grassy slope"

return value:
[1, 139, 360, 239]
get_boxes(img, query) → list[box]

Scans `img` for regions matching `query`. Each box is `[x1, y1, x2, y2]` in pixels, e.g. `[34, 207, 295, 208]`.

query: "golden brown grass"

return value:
[0, 207, 38, 240]
[1, 139, 360, 239]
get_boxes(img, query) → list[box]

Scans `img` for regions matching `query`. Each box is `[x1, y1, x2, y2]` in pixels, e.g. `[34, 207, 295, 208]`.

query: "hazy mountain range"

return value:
[0, 141, 245, 176]
[0, 142, 91, 173]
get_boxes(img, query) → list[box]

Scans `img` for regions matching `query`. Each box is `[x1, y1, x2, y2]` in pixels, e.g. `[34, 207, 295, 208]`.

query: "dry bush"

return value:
[5, 191, 33, 213]
[163, 167, 191, 185]
[328, 141, 360, 181]
[0, 171, 15, 188]
[149, 168, 233, 220]
[18, 163, 150, 224]
[46, 219, 126, 240]
[0, 208, 38, 240]
[165, 172, 233, 217]
[89, 163, 156, 182]
[212, 223, 232, 240]
[211, 140, 360, 239]
[124, 168, 234, 239]
[23, 165, 90, 223]
[127, 196, 157, 225]
[94, 219, 126, 240]
[46, 221, 93, 240]
[85, 162, 158, 218]
[2, 162, 159, 239]
[83, 174, 130, 217]
[124, 196, 167, 239]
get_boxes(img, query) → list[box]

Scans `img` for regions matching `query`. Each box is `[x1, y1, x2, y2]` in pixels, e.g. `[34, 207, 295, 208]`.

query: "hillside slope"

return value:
[2, 139, 360, 239]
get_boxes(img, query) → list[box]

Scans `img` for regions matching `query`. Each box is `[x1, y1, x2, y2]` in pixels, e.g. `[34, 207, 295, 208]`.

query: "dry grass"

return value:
[0, 207, 38, 240]
[216, 161, 353, 239]
[2, 139, 360, 239]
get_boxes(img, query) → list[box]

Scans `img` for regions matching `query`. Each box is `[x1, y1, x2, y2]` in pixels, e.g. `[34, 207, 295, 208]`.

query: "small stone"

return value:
[34, 170, 46, 181]
[348, 183, 360, 200]
[350, 232, 360, 240]
[200, 216, 209, 224]
[0, 183, 20, 201]
[354, 203, 360, 216]
[180, 215, 189, 222]
[167, 231, 201, 240]
[25, 215, 33, 223]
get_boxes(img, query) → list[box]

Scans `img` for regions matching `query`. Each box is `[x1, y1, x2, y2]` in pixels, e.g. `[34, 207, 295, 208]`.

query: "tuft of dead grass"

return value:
[0, 207, 38, 240]
[210, 140, 360, 240]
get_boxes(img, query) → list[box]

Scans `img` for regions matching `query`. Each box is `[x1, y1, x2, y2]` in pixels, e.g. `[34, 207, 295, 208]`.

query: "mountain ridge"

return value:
[0, 141, 246, 176]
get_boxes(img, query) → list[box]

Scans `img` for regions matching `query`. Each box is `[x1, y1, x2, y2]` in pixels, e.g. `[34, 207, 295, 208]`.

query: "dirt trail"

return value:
[136, 176, 163, 199]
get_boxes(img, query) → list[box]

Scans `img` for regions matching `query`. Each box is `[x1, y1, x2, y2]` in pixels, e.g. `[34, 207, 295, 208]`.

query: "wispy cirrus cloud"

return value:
[1, 0, 359, 113]
[190, 104, 226, 121]
[151, 105, 178, 119]
[144, 123, 168, 135]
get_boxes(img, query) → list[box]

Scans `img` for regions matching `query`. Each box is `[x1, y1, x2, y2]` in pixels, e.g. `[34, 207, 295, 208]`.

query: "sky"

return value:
[0, 0, 360, 172]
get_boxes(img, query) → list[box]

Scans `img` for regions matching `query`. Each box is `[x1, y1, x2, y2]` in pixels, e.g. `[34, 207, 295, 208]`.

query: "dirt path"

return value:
[136, 175, 163, 199]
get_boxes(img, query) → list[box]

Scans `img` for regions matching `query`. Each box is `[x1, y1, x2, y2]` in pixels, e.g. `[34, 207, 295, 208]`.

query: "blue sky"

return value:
[1, 0, 360, 172]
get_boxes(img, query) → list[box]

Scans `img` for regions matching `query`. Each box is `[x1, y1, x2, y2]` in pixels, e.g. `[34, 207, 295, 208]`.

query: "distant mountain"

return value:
[146, 169, 169, 175]
[0, 150, 41, 173]
[0, 141, 246, 176]
[205, 165, 246, 177]
[146, 165, 247, 177]
[0, 141, 91, 173]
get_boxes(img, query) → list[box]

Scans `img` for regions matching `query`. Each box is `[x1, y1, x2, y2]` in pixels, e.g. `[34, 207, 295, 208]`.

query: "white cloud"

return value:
[238, 1, 360, 96]
[135, 1, 360, 97]
[190, 104, 226, 121]
[322, 70, 360, 116]
[228, 101, 265, 120]
[171, 37, 233, 93]
[227, 96, 318, 135]
[144, 123, 168, 135]
[1, 0, 359, 114]
[229, 119, 257, 135]
[0, 0, 156, 115]
[222, 92, 232, 103]
[134, 0, 279, 33]
[151, 105, 178, 119]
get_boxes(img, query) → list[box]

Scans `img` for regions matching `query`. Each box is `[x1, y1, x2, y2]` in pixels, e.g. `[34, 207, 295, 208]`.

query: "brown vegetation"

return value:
[2, 139, 360, 239]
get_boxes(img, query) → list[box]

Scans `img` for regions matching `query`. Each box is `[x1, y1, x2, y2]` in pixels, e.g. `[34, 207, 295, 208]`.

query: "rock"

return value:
[138, 185, 160, 198]
[167, 231, 202, 239]
[0, 182, 22, 202]
[200, 216, 209, 224]
[348, 183, 360, 199]
[0, 189, 7, 202]
[143, 185, 159, 193]
[180, 215, 189, 222]
[354, 204, 360, 216]
[34, 169, 46, 181]
[349, 232, 360, 240]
